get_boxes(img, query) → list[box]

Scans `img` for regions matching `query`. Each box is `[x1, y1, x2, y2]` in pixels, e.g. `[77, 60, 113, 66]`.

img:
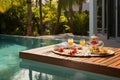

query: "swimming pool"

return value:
[0, 35, 120, 80]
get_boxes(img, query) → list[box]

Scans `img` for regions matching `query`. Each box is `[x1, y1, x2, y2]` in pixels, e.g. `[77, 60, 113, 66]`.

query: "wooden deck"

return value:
[19, 45, 120, 78]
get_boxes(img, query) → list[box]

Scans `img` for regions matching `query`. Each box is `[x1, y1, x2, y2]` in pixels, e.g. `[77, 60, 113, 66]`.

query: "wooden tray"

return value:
[52, 49, 115, 57]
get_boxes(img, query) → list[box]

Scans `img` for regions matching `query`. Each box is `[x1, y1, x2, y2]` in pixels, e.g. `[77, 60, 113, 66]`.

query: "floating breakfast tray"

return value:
[52, 49, 115, 57]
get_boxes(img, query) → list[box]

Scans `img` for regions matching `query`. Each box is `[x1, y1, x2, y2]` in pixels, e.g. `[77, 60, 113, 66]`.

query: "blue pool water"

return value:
[0, 35, 120, 80]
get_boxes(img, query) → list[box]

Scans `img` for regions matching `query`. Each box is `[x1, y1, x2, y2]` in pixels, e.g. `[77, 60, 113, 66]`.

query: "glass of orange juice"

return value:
[80, 39, 86, 47]
[68, 38, 74, 48]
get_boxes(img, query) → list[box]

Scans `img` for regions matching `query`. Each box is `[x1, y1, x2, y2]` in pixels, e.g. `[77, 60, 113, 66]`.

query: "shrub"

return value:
[72, 12, 89, 35]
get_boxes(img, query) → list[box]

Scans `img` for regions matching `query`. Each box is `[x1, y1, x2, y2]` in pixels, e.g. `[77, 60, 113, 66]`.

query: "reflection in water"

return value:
[0, 35, 62, 49]
[0, 44, 26, 80]
[0, 35, 62, 80]
[0, 35, 120, 80]
[20, 59, 120, 80]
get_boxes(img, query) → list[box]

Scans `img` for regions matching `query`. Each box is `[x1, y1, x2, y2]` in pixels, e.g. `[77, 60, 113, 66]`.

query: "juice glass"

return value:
[68, 38, 74, 47]
[80, 39, 86, 46]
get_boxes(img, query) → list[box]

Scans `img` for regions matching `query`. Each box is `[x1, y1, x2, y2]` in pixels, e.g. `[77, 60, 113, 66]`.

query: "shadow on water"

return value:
[20, 59, 120, 80]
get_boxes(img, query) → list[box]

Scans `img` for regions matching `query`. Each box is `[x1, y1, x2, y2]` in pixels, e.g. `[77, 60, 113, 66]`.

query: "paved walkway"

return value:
[39, 33, 120, 48]
[97, 34, 120, 48]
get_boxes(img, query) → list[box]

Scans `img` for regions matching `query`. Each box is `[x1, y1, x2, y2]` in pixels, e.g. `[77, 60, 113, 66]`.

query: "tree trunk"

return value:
[64, 8, 71, 28]
[79, 2, 83, 13]
[36, 0, 39, 7]
[69, 5, 74, 33]
[39, 0, 43, 35]
[49, 0, 52, 7]
[54, 0, 62, 34]
[26, 0, 32, 36]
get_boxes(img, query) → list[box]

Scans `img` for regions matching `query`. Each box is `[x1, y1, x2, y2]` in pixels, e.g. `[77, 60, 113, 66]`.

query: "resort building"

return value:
[104, 0, 120, 40]
[90, 0, 120, 40]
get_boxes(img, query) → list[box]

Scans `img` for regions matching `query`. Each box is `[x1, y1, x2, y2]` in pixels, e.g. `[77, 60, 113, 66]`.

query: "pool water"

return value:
[0, 35, 120, 80]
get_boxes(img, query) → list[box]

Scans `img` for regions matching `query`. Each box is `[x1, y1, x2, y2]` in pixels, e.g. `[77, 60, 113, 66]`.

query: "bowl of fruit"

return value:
[87, 35, 104, 47]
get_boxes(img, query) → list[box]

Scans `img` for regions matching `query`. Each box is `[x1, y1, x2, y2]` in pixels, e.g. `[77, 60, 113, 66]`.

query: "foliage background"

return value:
[0, 0, 90, 36]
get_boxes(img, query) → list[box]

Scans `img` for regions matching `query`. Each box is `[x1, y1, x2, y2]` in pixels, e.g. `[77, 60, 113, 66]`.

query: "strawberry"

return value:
[73, 47, 77, 53]
[71, 51, 75, 54]
[58, 48, 64, 52]
[68, 51, 73, 55]
[72, 50, 77, 53]
[68, 50, 77, 55]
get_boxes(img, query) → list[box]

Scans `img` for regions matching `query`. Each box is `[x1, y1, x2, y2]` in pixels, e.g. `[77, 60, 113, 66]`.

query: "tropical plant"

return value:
[72, 12, 89, 35]
[54, 0, 74, 34]
[0, 0, 27, 35]
[0, 0, 24, 13]
[32, 0, 58, 35]
[54, 0, 86, 34]
[32, 7, 40, 36]
[42, 0, 57, 34]
[0, 0, 89, 36]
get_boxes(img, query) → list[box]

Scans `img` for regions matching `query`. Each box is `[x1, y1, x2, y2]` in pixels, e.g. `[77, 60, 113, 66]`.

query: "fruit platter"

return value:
[52, 46, 114, 57]
[52, 36, 114, 57]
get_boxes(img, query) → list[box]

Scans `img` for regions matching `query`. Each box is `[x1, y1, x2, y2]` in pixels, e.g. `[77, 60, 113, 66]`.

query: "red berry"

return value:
[71, 51, 75, 54]
[58, 48, 64, 52]
[73, 47, 77, 53]
[68, 51, 73, 55]
[73, 50, 77, 53]
[73, 47, 77, 51]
